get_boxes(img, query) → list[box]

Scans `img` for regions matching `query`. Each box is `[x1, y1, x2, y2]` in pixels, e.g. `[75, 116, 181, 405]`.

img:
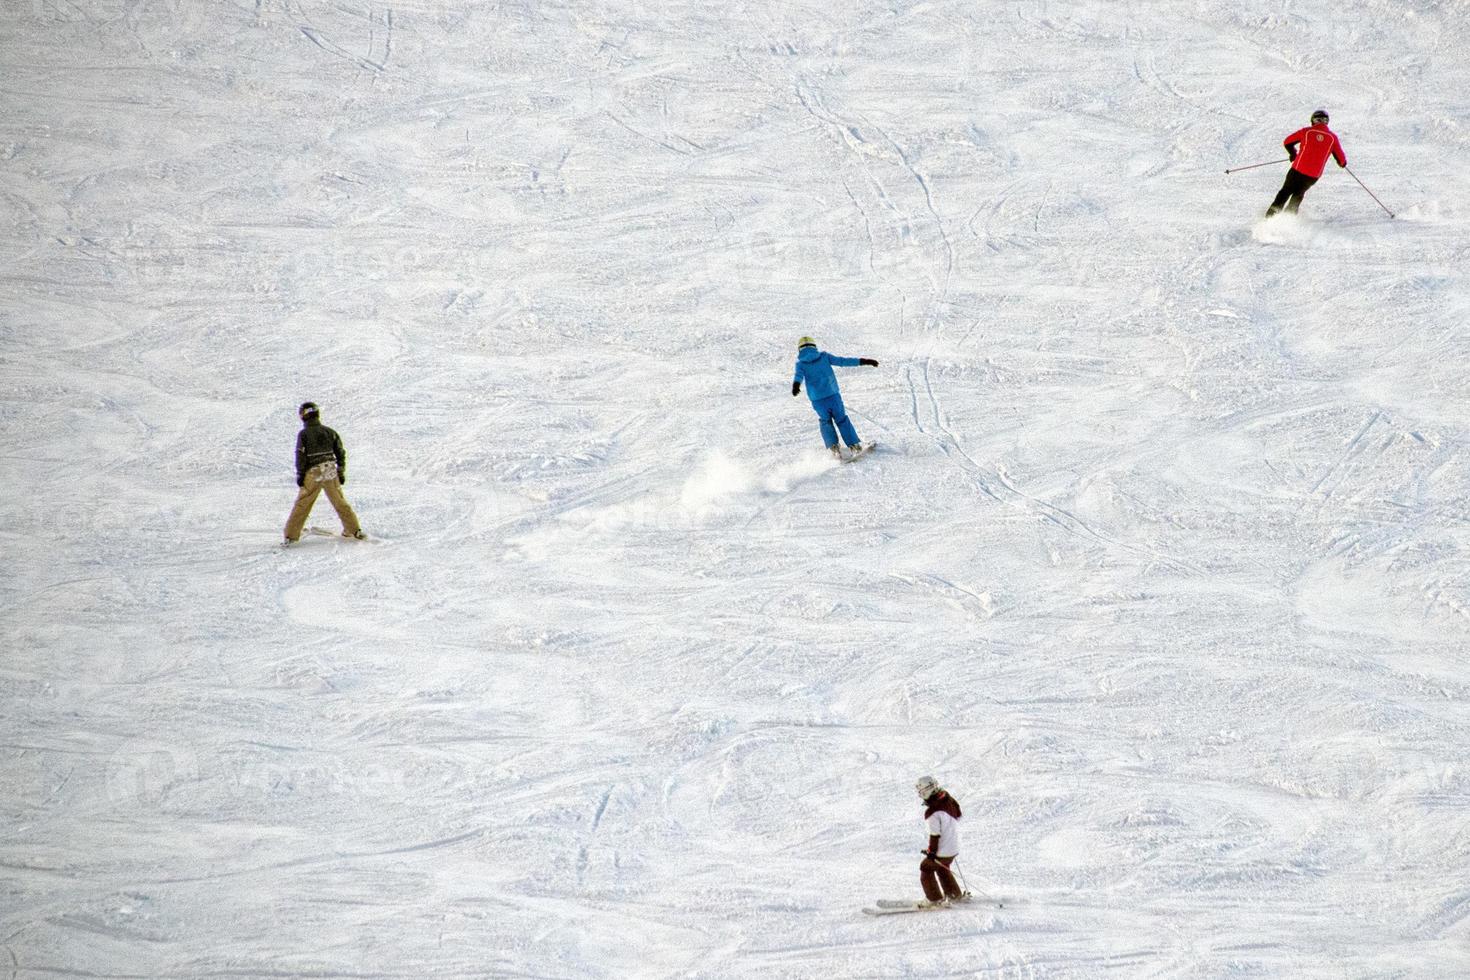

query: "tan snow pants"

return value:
[284, 461, 360, 541]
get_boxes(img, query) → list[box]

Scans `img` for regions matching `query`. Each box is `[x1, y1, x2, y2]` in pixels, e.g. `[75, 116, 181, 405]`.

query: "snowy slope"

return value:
[4, 1, 1470, 976]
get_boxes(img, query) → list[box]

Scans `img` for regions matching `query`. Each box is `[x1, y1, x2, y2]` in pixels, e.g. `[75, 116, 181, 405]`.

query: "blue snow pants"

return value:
[811, 393, 860, 449]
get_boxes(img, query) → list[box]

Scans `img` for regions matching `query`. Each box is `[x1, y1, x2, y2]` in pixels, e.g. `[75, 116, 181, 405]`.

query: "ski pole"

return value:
[1224, 158, 1290, 175]
[1345, 166, 1395, 218]
[952, 855, 971, 892]
[951, 857, 1004, 907]
[922, 853, 997, 906]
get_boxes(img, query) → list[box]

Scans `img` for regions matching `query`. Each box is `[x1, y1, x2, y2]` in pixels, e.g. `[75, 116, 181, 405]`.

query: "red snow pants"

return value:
[920, 854, 964, 902]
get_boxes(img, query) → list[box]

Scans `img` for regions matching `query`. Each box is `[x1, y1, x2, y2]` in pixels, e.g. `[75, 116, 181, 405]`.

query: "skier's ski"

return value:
[862, 901, 945, 916]
[865, 893, 1006, 915]
[306, 526, 369, 540]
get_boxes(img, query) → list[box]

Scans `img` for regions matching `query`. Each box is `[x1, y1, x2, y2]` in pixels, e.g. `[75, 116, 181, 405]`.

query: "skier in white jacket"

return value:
[916, 775, 967, 907]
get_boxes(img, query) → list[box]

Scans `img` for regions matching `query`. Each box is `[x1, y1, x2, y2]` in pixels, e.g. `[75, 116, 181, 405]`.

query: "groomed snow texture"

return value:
[4, 1, 1470, 977]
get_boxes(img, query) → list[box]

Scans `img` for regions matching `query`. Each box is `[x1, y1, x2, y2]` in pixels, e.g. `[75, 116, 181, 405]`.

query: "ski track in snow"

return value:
[4, 1, 1470, 977]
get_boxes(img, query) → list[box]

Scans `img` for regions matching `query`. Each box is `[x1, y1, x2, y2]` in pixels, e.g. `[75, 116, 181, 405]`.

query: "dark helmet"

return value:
[298, 401, 320, 420]
[1310, 109, 1329, 124]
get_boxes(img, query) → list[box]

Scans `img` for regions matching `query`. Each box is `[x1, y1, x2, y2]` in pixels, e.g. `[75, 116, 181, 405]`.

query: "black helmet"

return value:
[1310, 109, 1329, 124]
[299, 401, 319, 420]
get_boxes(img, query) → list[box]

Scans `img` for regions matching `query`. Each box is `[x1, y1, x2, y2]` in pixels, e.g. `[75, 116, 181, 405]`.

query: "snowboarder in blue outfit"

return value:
[791, 336, 879, 459]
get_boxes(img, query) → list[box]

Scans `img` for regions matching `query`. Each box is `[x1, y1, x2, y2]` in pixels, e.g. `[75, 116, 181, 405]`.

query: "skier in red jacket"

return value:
[1266, 109, 1347, 218]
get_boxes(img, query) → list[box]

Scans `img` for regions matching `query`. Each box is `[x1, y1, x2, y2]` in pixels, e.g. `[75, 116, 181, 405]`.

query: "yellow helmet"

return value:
[797, 336, 817, 350]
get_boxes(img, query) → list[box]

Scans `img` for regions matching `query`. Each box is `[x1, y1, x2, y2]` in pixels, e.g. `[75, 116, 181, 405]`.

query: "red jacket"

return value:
[924, 792, 962, 821]
[1284, 123, 1346, 178]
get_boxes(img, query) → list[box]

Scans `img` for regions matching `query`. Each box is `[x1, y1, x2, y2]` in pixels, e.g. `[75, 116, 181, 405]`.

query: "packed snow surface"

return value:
[4, 1, 1470, 977]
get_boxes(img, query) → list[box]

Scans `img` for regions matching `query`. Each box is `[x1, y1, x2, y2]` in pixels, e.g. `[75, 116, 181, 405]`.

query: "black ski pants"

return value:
[1267, 169, 1319, 217]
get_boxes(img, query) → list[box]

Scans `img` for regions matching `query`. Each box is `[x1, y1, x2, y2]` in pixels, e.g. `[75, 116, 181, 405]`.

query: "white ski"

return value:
[862, 901, 945, 916]
[864, 893, 1005, 915]
[306, 526, 369, 540]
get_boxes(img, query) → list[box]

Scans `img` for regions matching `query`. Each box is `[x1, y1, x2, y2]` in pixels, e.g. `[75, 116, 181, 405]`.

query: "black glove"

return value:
[1287, 148, 1297, 162]
[296, 476, 304, 488]
[338, 473, 346, 486]
[860, 358, 878, 367]
[791, 381, 801, 397]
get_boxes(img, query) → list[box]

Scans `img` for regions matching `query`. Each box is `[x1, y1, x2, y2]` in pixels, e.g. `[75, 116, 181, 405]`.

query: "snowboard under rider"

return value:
[916, 775, 967, 907]
[790, 336, 878, 458]
[284, 401, 364, 544]
[1265, 109, 1347, 218]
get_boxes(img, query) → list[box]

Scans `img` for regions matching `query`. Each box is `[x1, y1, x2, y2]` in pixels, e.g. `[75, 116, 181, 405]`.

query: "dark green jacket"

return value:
[295, 418, 346, 486]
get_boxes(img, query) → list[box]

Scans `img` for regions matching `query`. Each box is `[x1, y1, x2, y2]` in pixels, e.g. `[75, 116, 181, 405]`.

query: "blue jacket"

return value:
[794, 348, 862, 402]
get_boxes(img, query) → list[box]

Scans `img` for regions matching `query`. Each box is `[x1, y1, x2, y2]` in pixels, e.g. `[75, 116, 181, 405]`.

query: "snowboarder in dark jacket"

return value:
[284, 401, 363, 543]
[1266, 109, 1347, 217]
[791, 336, 878, 459]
